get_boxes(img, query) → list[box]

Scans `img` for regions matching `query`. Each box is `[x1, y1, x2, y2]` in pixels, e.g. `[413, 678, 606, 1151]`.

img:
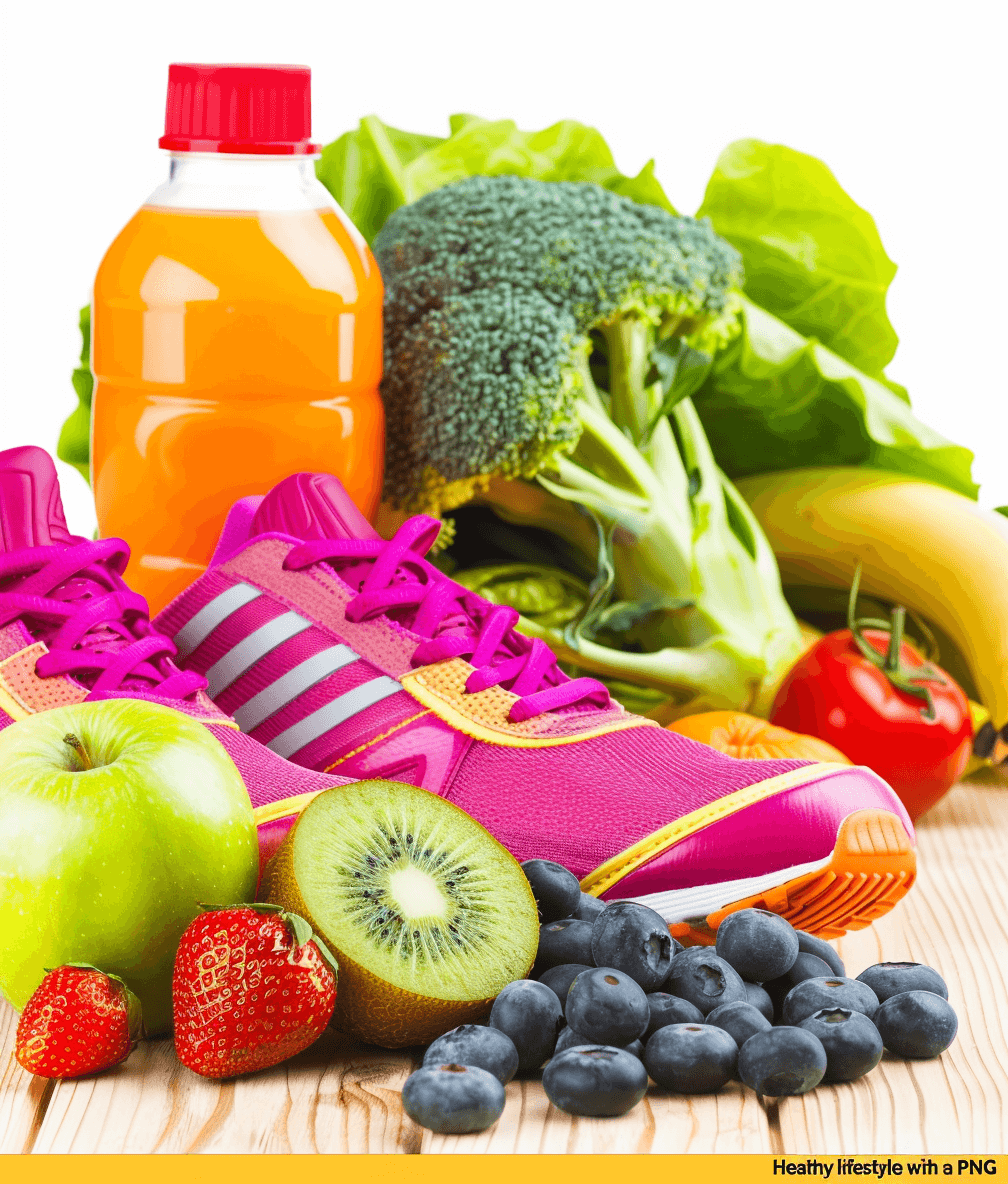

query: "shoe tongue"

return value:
[249, 472, 379, 542]
[0, 446, 74, 550]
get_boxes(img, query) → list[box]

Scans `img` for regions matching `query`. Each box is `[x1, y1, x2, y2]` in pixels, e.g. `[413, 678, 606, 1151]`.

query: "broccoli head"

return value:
[382, 284, 588, 513]
[373, 174, 802, 717]
[374, 175, 743, 514]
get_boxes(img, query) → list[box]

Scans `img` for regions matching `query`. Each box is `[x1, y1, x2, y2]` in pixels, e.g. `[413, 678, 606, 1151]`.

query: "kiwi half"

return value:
[262, 779, 540, 1048]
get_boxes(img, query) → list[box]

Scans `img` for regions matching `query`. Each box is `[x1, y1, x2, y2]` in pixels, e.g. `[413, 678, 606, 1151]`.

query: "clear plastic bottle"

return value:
[91, 64, 384, 612]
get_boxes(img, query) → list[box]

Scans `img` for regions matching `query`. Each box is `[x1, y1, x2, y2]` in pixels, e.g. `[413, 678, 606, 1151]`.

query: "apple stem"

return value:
[63, 733, 93, 771]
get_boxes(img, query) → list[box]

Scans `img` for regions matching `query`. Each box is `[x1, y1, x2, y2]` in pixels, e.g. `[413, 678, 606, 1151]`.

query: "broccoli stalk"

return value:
[474, 377, 801, 715]
[374, 175, 804, 716]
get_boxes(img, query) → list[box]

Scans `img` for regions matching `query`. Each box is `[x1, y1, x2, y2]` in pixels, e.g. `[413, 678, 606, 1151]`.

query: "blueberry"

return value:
[706, 1000, 771, 1049]
[745, 982, 775, 1023]
[489, 979, 563, 1076]
[565, 967, 650, 1046]
[665, 944, 725, 988]
[574, 892, 607, 923]
[644, 992, 705, 1038]
[554, 1026, 644, 1059]
[765, 953, 836, 1022]
[874, 990, 958, 1059]
[782, 977, 880, 1026]
[790, 952, 836, 983]
[521, 859, 581, 923]
[537, 963, 592, 1014]
[542, 1045, 649, 1117]
[737, 1028, 827, 1096]
[402, 1063, 506, 1134]
[715, 909, 799, 983]
[591, 901, 675, 992]
[644, 1023, 738, 1093]
[554, 1025, 590, 1055]
[671, 944, 713, 966]
[799, 1008, 883, 1083]
[665, 951, 748, 1016]
[856, 963, 949, 1004]
[532, 919, 595, 976]
[423, 1024, 520, 1085]
[796, 930, 846, 977]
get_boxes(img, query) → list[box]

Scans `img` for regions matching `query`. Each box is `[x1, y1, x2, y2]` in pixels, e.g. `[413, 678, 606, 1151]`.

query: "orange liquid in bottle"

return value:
[91, 204, 384, 613]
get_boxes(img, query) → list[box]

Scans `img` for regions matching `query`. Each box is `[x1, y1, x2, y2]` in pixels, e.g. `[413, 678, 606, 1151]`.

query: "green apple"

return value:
[0, 699, 258, 1034]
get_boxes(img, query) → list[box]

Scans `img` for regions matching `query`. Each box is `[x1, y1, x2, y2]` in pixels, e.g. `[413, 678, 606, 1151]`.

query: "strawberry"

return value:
[15, 964, 144, 1079]
[172, 903, 337, 1079]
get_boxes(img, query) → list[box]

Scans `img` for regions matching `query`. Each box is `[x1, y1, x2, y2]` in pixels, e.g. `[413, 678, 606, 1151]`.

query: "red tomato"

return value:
[770, 626, 973, 820]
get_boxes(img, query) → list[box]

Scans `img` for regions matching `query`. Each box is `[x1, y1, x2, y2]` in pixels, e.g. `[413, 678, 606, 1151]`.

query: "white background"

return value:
[2, 0, 1005, 537]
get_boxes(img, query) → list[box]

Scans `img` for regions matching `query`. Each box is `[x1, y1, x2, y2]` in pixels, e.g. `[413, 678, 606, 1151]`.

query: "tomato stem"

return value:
[846, 563, 944, 721]
[885, 606, 905, 673]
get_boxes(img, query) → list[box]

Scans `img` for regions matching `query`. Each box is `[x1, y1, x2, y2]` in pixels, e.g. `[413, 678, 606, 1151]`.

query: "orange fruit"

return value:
[668, 711, 853, 764]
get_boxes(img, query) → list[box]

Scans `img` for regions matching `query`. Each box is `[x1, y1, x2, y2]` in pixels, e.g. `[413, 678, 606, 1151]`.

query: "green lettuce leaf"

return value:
[693, 298, 977, 498]
[696, 140, 900, 381]
[315, 116, 444, 246]
[56, 305, 92, 481]
[316, 113, 676, 244]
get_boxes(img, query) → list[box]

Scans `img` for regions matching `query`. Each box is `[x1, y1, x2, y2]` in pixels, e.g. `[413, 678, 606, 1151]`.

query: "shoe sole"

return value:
[617, 808, 916, 945]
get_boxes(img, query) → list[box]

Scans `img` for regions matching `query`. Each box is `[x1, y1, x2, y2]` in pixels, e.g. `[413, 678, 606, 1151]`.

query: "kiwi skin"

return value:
[261, 790, 539, 1049]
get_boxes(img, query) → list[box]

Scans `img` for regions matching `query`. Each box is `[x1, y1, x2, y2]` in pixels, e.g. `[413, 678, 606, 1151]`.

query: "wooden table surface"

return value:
[3, 771, 1006, 1156]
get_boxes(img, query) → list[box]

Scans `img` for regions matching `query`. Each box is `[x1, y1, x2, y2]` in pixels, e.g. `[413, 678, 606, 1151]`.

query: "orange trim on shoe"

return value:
[0, 639, 243, 732]
[580, 762, 851, 898]
[0, 641, 89, 716]
[400, 657, 657, 749]
[668, 807, 917, 944]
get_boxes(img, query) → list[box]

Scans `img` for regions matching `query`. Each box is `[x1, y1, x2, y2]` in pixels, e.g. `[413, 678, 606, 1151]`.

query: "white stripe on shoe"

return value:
[233, 644, 361, 732]
[622, 853, 831, 924]
[173, 582, 262, 658]
[205, 611, 312, 697]
[266, 675, 403, 759]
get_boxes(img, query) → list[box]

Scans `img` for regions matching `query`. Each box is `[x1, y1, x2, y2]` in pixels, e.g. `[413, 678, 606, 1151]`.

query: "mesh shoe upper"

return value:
[153, 470, 916, 909]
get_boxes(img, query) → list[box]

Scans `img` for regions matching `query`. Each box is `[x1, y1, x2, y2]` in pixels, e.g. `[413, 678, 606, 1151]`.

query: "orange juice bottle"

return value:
[91, 64, 384, 613]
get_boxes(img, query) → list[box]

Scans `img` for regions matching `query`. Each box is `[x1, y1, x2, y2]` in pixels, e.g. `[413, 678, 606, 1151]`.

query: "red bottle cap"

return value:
[159, 64, 320, 155]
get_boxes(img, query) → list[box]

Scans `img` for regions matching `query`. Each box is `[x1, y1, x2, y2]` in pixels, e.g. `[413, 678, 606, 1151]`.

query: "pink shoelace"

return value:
[282, 514, 611, 723]
[0, 540, 206, 700]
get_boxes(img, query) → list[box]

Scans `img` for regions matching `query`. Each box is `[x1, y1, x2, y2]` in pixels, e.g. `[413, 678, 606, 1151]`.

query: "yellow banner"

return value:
[0, 1154, 1004, 1183]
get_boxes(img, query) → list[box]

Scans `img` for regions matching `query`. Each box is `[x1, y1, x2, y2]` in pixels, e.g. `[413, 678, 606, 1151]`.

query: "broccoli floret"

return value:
[373, 175, 801, 716]
[382, 285, 588, 512]
[379, 176, 739, 342]
[375, 174, 743, 512]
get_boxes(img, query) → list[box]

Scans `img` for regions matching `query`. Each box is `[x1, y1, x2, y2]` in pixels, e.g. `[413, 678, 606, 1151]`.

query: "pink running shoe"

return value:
[0, 447, 353, 875]
[155, 470, 917, 943]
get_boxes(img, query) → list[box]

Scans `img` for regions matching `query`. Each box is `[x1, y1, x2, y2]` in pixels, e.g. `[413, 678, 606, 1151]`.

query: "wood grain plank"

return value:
[420, 1081, 774, 1153]
[771, 779, 1008, 1155]
[0, 1000, 53, 1153]
[31, 1028, 420, 1153]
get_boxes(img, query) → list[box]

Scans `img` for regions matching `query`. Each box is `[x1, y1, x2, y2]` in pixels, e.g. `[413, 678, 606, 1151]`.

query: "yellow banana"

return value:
[734, 468, 1008, 730]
